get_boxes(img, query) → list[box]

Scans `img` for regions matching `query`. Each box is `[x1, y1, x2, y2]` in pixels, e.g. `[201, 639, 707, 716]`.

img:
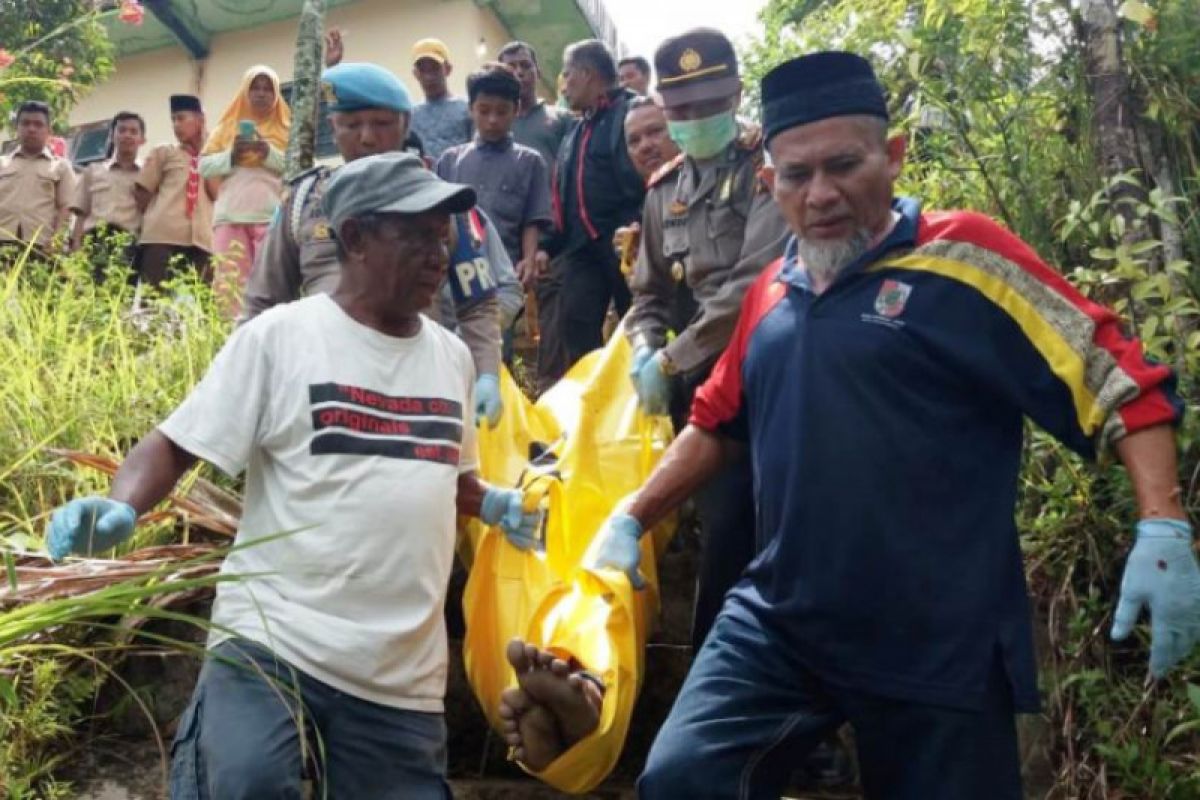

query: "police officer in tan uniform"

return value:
[241, 62, 518, 427]
[625, 29, 789, 649]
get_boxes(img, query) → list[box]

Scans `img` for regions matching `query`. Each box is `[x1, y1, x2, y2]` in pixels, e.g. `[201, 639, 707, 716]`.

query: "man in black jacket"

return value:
[537, 39, 645, 388]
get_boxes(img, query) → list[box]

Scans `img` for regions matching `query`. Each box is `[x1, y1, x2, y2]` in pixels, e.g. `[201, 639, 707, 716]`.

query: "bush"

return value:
[0, 243, 231, 798]
[0, 242, 231, 553]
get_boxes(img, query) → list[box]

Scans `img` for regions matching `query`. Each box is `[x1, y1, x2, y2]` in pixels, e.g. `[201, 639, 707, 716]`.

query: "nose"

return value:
[806, 171, 840, 210]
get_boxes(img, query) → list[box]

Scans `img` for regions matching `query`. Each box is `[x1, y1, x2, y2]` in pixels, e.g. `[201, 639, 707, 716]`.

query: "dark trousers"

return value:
[170, 639, 451, 800]
[690, 456, 757, 649]
[534, 261, 567, 394]
[137, 243, 212, 287]
[669, 370, 758, 651]
[536, 239, 631, 390]
[638, 608, 1023, 800]
[82, 224, 136, 282]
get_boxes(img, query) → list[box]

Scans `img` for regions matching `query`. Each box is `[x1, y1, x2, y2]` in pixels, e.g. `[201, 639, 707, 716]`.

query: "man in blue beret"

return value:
[241, 61, 521, 429]
[47, 151, 546, 797]
[579, 51, 1197, 797]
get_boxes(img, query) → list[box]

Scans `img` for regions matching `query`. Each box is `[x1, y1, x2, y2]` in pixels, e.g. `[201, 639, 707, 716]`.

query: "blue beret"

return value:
[321, 62, 412, 114]
[762, 52, 887, 146]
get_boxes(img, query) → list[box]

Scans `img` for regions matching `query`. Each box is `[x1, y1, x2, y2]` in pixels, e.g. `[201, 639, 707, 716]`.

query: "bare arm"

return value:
[69, 214, 86, 251]
[54, 166, 77, 243]
[1114, 424, 1187, 521]
[108, 429, 199, 515]
[134, 185, 153, 214]
[456, 471, 488, 519]
[521, 224, 540, 266]
[627, 425, 739, 529]
[54, 208, 72, 241]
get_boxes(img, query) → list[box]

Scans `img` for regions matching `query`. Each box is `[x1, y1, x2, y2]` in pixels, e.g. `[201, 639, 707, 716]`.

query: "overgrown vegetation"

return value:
[746, 0, 1200, 795]
[0, 0, 118, 125]
[0, 246, 232, 798]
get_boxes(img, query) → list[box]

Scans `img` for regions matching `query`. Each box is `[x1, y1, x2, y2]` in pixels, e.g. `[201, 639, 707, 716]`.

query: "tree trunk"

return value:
[284, 0, 324, 179]
[1076, 0, 1151, 234]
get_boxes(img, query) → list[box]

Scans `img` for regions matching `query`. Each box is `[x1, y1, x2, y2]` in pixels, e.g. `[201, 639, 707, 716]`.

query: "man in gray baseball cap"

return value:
[47, 150, 547, 797]
[323, 149, 475, 230]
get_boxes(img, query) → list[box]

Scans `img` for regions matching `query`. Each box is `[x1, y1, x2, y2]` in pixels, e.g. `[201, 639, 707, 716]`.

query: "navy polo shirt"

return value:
[691, 197, 1181, 712]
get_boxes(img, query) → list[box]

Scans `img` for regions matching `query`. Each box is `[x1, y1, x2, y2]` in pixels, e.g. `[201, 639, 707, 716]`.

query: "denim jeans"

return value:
[170, 638, 451, 799]
[638, 606, 1023, 800]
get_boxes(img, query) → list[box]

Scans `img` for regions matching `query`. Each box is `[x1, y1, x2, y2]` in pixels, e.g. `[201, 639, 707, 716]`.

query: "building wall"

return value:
[66, 0, 514, 152]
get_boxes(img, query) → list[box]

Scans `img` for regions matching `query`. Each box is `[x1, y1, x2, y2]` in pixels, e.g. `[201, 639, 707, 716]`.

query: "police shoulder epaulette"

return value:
[286, 163, 329, 186]
[287, 165, 330, 241]
[646, 153, 685, 190]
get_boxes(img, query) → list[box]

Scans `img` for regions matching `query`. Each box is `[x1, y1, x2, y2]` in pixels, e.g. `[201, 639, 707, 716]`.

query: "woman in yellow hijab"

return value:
[200, 65, 291, 317]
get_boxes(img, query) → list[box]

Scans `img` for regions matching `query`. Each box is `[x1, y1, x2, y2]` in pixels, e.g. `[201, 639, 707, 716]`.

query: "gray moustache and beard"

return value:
[797, 228, 872, 286]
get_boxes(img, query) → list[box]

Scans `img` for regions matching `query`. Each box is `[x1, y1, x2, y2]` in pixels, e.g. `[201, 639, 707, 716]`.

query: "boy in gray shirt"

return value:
[436, 64, 552, 285]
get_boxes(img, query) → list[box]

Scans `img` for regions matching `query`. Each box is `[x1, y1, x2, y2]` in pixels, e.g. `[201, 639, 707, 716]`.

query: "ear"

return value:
[762, 163, 776, 196]
[444, 62, 453, 77]
[339, 218, 368, 261]
[885, 134, 906, 181]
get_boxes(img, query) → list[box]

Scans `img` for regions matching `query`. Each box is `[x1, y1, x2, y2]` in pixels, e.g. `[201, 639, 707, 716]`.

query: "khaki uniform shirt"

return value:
[241, 166, 503, 377]
[136, 143, 214, 252]
[0, 148, 76, 245]
[71, 159, 143, 234]
[627, 123, 789, 377]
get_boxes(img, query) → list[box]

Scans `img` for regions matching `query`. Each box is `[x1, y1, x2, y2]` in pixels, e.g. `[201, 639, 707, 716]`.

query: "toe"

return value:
[506, 638, 532, 672]
[524, 643, 540, 667]
[500, 686, 532, 715]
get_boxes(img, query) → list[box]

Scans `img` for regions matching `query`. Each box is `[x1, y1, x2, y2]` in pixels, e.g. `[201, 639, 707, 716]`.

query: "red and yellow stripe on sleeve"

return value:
[877, 211, 1179, 449]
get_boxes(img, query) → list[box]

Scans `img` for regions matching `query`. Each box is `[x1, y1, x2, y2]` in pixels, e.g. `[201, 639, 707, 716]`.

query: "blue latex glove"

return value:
[631, 350, 671, 417]
[588, 512, 646, 590]
[47, 496, 137, 561]
[475, 374, 503, 429]
[480, 487, 542, 551]
[629, 346, 654, 385]
[1111, 518, 1200, 678]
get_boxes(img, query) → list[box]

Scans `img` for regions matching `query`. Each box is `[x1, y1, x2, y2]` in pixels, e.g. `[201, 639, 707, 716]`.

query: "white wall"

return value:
[64, 0, 514, 153]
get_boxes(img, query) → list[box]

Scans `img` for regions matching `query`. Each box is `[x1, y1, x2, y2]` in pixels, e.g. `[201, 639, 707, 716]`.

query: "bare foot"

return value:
[499, 685, 564, 770]
[502, 639, 603, 766]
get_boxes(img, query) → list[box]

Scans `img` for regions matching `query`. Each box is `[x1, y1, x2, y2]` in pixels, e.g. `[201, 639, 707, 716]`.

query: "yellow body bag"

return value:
[460, 332, 675, 793]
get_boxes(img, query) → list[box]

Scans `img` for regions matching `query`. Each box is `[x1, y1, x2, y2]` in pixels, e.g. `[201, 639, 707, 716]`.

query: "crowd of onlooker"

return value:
[0, 32, 667, 391]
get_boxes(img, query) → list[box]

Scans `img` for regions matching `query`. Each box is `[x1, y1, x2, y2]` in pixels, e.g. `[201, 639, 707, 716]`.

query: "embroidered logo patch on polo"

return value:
[874, 279, 913, 318]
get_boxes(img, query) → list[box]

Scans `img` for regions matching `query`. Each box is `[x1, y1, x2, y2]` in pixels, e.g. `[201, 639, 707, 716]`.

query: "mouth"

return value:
[416, 267, 445, 289]
[807, 217, 853, 239]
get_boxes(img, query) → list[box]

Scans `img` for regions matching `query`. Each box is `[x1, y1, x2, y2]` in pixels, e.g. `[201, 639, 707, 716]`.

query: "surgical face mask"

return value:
[667, 110, 737, 160]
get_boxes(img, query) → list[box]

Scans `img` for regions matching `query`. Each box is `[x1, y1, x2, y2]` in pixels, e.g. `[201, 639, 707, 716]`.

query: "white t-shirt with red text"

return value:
[160, 294, 477, 711]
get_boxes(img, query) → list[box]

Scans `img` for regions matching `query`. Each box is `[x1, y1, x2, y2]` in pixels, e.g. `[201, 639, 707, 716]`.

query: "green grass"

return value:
[0, 242, 232, 553]
[0, 242, 233, 797]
